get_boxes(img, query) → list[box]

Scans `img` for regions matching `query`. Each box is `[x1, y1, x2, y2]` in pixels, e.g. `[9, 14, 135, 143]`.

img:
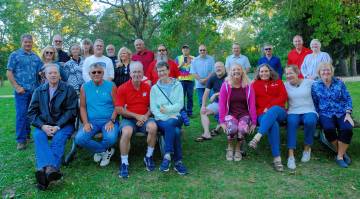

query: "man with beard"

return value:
[196, 62, 226, 141]
[52, 34, 70, 65]
[106, 44, 117, 67]
[146, 44, 179, 85]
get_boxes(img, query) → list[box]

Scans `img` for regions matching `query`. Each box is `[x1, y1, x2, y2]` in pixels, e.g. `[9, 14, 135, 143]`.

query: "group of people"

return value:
[6, 33, 354, 191]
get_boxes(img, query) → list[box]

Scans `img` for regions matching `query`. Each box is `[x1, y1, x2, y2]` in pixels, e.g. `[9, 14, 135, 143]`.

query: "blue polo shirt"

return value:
[257, 56, 283, 79]
[190, 55, 215, 88]
[7, 48, 42, 91]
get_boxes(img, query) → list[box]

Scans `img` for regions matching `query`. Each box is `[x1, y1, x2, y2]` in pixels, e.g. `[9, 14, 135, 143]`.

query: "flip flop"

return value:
[210, 129, 220, 136]
[195, 136, 212, 142]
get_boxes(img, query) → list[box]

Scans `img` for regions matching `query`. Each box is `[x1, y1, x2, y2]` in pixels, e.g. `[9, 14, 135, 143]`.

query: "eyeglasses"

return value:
[54, 40, 62, 43]
[199, 49, 206, 52]
[158, 49, 166, 52]
[91, 71, 103, 74]
[45, 51, 54, 55]
[264, 48, 272, 51]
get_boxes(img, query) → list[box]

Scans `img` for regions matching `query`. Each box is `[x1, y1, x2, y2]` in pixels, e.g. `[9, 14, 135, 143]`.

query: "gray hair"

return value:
[43, 63, 60, 75]
[129, 61, 143, 72]
[310, 39, 321, 47]
[156, 61, 169, 70]
[89, 63, 104, 72]
[21, 34, 33, 42]
[94, 39, 104, 45]
[134, 39, 144, 45]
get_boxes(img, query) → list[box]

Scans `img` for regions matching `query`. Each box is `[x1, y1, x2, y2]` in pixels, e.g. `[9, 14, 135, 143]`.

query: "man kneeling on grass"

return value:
[196, 61, 227, 142]
[75, 63, 119, 167]
[27, 64, 78, 190]
[115, 61, 158, 179]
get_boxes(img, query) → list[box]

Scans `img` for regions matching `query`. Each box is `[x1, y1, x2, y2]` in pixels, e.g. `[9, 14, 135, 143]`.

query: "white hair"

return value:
[44, 63, 59, 74]
[310, 39, 321, 47]
[129, 61, 143, 72]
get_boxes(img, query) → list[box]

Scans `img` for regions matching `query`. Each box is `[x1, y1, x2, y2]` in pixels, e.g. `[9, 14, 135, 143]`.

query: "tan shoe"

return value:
[226, 149, 234, 161]
[234, 150, 242, 161]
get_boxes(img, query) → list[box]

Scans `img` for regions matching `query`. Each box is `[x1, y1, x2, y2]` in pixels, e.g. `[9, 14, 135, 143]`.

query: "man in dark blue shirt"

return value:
[257, 43, 283, 79]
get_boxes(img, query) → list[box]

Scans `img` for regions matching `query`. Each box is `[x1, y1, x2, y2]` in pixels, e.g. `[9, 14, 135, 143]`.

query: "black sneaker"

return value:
[45, 166, 62, 182]
[35, 169, 49, 191]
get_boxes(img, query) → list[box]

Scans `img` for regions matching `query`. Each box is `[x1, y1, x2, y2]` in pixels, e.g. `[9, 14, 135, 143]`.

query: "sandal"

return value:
[249, 137, 259, 149]
[210, 128, 220, 136]
[273, 160, 284, 172]
[234, 150, 242, 161]
[195, 136, 212, 142]
[226, 149, 234, 161]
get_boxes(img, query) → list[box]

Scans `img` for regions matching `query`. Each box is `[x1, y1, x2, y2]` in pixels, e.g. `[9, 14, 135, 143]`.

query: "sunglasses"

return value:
[45, 51, 54, 55]
[264, 48, 272, 51]
[158, 49, 167, 52]
[54, 40, 62, 43]
[91, 71, 103, 74]
[199, 49, 206, 52]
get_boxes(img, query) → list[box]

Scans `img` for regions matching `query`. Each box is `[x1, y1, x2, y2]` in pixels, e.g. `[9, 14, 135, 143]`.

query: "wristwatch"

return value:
[110, 118, 116, 123]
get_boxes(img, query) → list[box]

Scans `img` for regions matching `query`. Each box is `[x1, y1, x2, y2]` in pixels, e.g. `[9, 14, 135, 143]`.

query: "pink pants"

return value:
[225, 115, 251, 141]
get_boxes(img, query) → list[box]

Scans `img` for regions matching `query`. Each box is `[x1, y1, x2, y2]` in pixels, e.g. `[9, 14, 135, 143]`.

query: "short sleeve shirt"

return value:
[115, 80, 150, 115]
[190, 55, 215, 88]
[225, 54, 251, 71]
[7, 48, 42, 91]
[206, 73, 226, 102]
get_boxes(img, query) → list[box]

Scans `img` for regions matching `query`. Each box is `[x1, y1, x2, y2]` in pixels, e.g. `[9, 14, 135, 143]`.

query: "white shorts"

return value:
[206, 102, 219, 114]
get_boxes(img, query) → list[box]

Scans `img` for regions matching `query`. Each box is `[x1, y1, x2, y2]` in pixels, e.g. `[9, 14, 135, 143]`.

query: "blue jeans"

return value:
[180, 80, 194, 116]
[33, 125, 73, 170]
[196, 88, 205, 107]
[75, 120, 120, 153]
[319, 114, 353, 144]
[258, 106, 287, 157]
[15, 91, 33, 143]
[287, 113, 318, 149]
[156, 118, 183, 162]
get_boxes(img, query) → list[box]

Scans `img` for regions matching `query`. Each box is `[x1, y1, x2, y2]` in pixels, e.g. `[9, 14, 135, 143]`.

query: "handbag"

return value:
[156, 84, 190, 126]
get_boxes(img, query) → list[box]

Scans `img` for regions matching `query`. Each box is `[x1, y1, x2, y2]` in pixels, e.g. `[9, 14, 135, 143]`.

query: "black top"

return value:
[206, 73, 227, 102]
[108, 56, 117, 67]
[27, 81, 78, 128]
[57, 49, 70, 63]
[114, 63, 131, 87]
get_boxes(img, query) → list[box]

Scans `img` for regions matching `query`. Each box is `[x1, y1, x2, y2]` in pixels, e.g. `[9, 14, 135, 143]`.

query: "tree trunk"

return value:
[351, 48, 357, 76]
[339, 58, 349, 76]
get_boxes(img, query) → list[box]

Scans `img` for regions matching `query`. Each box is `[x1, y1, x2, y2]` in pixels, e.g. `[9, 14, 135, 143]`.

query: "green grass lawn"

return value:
[0, 81, 360, 198]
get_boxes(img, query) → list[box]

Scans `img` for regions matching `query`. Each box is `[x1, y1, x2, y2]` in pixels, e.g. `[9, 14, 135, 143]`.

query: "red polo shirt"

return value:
[131, 49, 154, 72]
[287, 47, 312, 78]
[146, 59, 180, 84]
[115, 80, 150, 115]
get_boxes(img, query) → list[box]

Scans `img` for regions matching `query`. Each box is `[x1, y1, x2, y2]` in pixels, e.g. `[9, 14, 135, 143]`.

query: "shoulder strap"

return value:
[156, 84, 173, 105]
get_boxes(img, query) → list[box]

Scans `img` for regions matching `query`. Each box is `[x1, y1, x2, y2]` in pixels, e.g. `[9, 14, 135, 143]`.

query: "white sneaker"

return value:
[100, 148, 115, 167]
[301, 150, 311, 162]
[94, 153, 103, 163]
[287, 156, 296, 170]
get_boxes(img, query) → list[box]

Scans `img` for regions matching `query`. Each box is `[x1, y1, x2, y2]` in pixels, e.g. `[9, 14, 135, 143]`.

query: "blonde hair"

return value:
[117, 47, 132, 67]
[41, 46, 58, 62]
[317, 62, 334, 77]
[229, 63, 250, 88]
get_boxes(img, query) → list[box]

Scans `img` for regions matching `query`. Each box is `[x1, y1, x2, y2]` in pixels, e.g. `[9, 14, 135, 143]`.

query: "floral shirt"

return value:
[311, 77, 352, 118]
[63, 58, 84, 91]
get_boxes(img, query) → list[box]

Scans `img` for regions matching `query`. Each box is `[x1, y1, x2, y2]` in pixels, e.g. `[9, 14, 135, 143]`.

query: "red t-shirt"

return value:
[146, 59, 180, 84]
[253, 79, 287, 116]
[131, 49, 155, 73]
[115, 80, 150, 115]
[287, 47, 312, 78]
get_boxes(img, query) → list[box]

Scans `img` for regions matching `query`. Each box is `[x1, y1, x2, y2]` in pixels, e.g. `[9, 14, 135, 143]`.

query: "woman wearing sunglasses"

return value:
[39, 46, 67, 84]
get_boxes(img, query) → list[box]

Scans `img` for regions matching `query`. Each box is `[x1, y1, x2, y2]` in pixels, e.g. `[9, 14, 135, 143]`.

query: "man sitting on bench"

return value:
[115, 61, 158, 179]
[27, 64, 78, 190]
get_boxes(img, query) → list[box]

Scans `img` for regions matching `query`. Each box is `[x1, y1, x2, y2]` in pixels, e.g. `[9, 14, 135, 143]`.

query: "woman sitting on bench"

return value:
[311, 62, 354, 168]
[285, 65, 318, 170]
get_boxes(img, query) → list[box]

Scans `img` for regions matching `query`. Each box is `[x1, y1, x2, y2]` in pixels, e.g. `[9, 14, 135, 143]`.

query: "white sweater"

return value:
[285, 79, 317, 115]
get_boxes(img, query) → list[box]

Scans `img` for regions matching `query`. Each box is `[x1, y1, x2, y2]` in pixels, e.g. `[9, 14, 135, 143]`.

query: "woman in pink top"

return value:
[218, 64, 257, 161]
